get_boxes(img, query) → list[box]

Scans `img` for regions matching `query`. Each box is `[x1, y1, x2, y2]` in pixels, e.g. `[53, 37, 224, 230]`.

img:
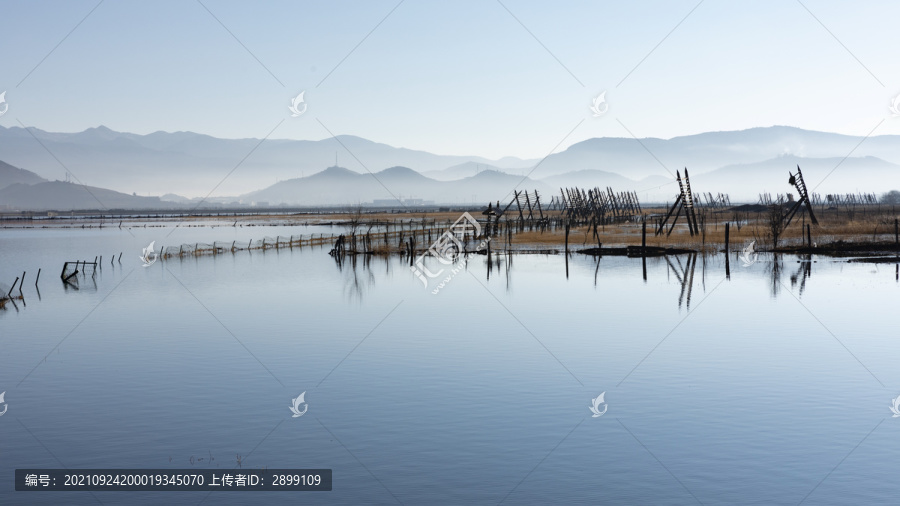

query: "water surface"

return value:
[1, 226, 898, 505]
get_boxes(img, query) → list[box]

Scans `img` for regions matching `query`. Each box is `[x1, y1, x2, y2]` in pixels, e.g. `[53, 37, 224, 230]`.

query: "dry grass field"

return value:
[3, 204, 897, 256]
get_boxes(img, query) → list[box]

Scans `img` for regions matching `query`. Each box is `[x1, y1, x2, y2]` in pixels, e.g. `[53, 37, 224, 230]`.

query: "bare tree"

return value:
[346, 203, 364, 234]
[766, 203, 786, 250]
[881, 190, 900, 205]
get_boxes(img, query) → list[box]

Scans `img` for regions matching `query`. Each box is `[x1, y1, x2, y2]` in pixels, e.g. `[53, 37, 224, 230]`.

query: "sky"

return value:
[1, 0, 899, 160]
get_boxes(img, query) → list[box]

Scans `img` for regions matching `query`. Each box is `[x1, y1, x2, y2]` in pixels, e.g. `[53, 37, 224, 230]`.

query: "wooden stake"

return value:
[724, 223, 730, 253]
[641, 221, 647, 257]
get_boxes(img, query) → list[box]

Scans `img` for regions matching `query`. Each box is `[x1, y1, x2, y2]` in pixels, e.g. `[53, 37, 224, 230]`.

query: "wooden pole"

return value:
[641, 221, 647, 257]
[807, 224, 812, 249]
[35, 268, 41, 287]
[724, 223, 730, 253]
[8, 278, 18, 297]
[564, 222, 570, 255]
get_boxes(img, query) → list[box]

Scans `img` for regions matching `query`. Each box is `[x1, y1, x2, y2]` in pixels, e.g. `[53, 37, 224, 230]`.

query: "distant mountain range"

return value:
[0, 180, 175, 210]
[535, 127, 900, 179]
[0, 160, 46, 189]
[0, 125, 898, 210]
[0, 125, 535, 198]
[243, 166, 550, 206]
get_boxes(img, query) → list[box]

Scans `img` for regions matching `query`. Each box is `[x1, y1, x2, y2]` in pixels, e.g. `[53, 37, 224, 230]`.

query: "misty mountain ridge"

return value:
[0, 125, 536, 197]
[241, 166, 550, 206]
[0, 160, 47, 190]
[1, 125, 898, 209]
[0, 180, 176, 211]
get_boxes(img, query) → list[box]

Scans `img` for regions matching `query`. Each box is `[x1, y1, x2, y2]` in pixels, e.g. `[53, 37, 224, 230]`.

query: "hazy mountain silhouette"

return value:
[532, 126, 900, 179]
[0, 160, 46, 190]
[243, 167, 550, 206]
[0, 126, 534, 197]
[422, 161, 515, 181]
[0, 181, 176, 210]
[690, 155, 900, 201]
[1, 125, 898, 208]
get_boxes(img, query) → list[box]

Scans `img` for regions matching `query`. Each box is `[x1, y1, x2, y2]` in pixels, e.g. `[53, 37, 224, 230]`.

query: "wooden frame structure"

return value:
[656, 169, 699, 237]
[783, 165, 818, 227]
[558, 187, 641, 225]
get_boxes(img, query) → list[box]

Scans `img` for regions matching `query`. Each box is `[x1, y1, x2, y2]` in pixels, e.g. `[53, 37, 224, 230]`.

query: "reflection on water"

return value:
[1, 228, 899, 505]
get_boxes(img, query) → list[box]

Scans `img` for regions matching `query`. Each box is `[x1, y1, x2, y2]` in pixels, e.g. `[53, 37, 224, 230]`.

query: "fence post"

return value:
[724, 222, 730, 253]
[641, 221, 647, 257]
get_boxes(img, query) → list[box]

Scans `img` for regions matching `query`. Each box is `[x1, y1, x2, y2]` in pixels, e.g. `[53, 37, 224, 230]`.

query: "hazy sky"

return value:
[2, 0, 898, 160]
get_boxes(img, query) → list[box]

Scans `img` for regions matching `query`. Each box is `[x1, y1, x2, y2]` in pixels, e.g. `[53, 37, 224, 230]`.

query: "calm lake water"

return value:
[1, 225, 899, 505]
